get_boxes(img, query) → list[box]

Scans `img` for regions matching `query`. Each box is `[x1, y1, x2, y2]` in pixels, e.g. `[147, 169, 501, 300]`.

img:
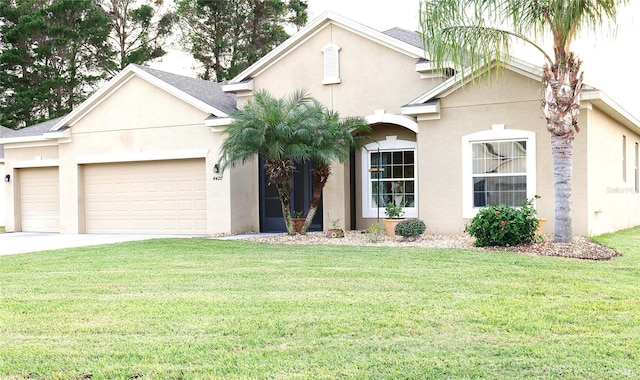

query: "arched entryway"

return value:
[351, 112, 419, 231]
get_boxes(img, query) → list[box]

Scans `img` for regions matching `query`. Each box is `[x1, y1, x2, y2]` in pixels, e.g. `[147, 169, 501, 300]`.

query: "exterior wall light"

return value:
[213, 164, 220, 174]
[4, 174, 10, 182]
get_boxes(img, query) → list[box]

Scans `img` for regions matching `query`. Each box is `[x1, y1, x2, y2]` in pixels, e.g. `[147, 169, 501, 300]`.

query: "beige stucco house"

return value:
[2, 12, 639, 236]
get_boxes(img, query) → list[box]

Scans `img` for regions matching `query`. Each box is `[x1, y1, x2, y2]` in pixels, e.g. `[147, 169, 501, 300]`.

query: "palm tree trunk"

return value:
[301, 165, 330, 235]
[277, 184, 295, 235]
[542, 53, 582, 243]
[551, 134, 574, 242]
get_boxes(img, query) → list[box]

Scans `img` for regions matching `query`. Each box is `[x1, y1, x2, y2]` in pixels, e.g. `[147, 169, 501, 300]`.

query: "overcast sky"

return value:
[158, 0, 639, 117]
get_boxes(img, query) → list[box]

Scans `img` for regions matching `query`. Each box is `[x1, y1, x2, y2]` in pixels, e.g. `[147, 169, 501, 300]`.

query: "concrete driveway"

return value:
[0, 232, 196, 256]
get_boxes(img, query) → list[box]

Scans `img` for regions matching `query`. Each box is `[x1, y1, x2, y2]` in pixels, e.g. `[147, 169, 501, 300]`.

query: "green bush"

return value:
[395, 218, 426, 238]
[465, 198, 539, 247]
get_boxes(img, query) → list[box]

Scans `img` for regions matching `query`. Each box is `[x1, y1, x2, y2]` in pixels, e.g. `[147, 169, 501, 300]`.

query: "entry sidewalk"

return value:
[0, 232, 188, 256]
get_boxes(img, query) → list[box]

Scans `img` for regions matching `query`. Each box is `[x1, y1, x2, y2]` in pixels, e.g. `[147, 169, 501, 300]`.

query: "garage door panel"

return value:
[84, 159, 206, 234]
[20, 167, 60, 232]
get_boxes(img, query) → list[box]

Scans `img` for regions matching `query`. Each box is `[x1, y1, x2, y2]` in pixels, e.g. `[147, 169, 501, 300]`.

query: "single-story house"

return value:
[2, 12, 639, 236]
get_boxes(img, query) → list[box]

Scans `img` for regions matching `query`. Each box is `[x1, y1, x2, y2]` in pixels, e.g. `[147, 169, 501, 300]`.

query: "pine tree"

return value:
[176, 0, 308, 81]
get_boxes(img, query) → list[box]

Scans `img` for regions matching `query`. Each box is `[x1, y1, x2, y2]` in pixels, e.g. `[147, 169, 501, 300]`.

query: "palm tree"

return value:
[420, 0, 628, 242]
[297, 103, 370, 234]
[219, 89, 317, 235]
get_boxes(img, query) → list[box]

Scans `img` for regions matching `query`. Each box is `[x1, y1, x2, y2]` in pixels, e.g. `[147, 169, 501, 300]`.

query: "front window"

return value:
[370, 150, 415, 209]
[362, 138, 417, 218]
[472, 140, 527, 207]
[462, 127, 536, 218]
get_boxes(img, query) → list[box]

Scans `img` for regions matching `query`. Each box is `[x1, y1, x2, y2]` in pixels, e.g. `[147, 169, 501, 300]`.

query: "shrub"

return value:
[365, 222, 385, 243]
[395, 219, 426, 238]
[465, 198, 539, 247]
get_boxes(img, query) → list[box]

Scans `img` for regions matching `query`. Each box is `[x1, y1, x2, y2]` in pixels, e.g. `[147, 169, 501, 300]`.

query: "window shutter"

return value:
[322, 44, 341, 85]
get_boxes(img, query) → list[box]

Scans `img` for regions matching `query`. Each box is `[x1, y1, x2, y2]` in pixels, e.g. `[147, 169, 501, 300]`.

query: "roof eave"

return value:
[582, 90, 640, 132]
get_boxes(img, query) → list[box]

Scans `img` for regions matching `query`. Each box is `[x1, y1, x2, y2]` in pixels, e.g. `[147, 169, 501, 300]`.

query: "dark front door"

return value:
[259, 156, 323, 232]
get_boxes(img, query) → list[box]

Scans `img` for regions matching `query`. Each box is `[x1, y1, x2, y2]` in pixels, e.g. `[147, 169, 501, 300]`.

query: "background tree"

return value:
[176, 0, 307, 81]
[101, 0, 175, 73]
[420, 0, 628, 243]
[0, 0, 113, 129]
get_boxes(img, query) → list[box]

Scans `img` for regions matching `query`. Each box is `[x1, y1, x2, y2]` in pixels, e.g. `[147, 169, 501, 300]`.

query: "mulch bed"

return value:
[245, 232, 622, 261]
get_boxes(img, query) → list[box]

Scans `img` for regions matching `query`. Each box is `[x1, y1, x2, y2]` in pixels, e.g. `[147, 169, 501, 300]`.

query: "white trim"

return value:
[75, 149, 209, 165]
[400, 102, 440, 120]
[461, 128, 536, 218]
[361, 137, 418, 218]
[365, 110, 419, 133]
[221, 79, 254, 93]
[205, 117, 234, 128]
[12, 159, 60, 169]
[43, 128, 71, 139]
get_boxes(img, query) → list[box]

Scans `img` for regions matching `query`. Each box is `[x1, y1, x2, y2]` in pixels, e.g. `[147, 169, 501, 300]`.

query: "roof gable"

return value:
[52, 64, 235, 131]
[401, 56, 640, 132]
[406, 57, 543, 105]
[227, 11, 427, 84]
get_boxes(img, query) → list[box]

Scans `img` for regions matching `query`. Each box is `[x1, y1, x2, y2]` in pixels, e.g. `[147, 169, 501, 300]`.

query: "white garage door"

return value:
[83, 159, 207, 234]
[19, 167, 60, 232]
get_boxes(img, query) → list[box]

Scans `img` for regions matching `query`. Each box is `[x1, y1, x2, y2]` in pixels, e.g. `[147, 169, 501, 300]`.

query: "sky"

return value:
[157, 0, 640, 118]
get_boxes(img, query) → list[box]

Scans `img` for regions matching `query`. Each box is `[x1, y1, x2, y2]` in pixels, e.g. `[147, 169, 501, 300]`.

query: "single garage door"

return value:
[19, 166, 60, 232]
[83, 159, 207, 234]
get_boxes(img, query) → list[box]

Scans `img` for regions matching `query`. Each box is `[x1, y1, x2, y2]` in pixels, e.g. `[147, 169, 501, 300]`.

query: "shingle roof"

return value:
[0, 118, 65, 158]
[134, 65, 236, 115]
[7, 117, 63, 137]
[382, 27, 423, 49]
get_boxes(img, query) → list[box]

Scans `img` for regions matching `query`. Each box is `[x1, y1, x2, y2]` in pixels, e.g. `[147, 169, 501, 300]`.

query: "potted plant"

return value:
[292, 211, 305, 234]
[383, 202, 405, 236]
[326, 218, 345, 238]
[395, 219, 426, 241]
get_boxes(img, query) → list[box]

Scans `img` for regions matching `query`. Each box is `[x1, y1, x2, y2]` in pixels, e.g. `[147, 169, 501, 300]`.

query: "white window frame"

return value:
[361, 137, 418, 218]
[321, 43, 341, 85]
[462, 127, 536, 218]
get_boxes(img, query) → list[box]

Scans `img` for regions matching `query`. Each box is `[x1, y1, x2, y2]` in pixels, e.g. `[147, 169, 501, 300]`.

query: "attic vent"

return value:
[322, 44, 341, 85]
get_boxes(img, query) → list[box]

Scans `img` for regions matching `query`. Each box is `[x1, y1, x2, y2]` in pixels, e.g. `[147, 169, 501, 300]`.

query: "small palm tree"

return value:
[297, 103, 370, 234]
[219, 89, 316, 235]
[420, 0, 628, 242]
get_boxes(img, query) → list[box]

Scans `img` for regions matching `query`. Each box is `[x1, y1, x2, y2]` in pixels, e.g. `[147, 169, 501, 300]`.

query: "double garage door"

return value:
[18, 160, 207, 234]
[83, 159, 207, 234]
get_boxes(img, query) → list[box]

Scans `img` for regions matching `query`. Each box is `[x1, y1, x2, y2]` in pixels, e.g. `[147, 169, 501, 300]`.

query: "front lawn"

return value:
[1, 228, 639, 379]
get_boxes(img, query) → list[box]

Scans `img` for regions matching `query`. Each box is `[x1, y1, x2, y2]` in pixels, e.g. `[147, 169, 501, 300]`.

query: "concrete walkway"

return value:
[0, 232, 195, 256]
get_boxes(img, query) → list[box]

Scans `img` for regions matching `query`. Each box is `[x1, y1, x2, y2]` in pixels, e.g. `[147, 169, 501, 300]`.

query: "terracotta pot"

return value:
[536, 217, 548, 236]
[383, 218, 404, 237]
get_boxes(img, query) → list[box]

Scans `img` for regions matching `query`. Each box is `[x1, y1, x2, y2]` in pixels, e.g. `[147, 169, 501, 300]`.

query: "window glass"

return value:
[471, 140, 527, 207]
[370, 149, 416, 208]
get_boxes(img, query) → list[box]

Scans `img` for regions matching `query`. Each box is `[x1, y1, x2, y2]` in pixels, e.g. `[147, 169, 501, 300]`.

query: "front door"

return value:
[259, 156, 323, 232]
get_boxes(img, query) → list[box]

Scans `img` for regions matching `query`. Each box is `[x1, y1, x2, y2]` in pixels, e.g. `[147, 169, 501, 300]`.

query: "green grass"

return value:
[1, 228, 640, 379]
